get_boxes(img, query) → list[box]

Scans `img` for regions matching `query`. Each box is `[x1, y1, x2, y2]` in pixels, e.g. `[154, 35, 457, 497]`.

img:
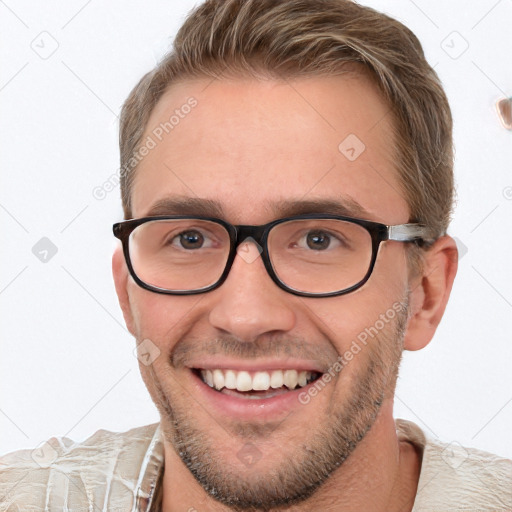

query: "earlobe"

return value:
[403, 236, 458, 351]
[112, 245, 136, 336]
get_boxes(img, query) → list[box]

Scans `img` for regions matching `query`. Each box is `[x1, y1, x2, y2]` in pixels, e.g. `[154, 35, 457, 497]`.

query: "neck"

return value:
[161, 401, 420, 512]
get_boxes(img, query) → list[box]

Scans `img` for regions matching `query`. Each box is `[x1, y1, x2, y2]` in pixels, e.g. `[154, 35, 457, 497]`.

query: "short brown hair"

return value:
[119, 0, 454, 242]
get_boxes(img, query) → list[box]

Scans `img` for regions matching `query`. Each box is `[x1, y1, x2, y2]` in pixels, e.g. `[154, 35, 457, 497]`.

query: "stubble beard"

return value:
[146, 302, 408, 511]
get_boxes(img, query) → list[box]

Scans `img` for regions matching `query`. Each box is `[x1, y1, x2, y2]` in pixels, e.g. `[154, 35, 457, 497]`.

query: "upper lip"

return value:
[187, 357, 326, 374]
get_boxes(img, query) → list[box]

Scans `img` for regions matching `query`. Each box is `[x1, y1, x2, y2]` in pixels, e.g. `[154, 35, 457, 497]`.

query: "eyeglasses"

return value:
[113, 214, 431, 298]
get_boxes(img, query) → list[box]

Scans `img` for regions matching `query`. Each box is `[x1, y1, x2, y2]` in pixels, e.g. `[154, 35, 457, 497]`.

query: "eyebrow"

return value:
[145, 197, 225, 217]
[270, 198, 371, 219]
[144, 196, 371, 221]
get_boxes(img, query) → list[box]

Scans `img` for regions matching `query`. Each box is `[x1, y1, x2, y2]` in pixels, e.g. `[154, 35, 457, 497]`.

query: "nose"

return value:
[208, 241, 296, 342]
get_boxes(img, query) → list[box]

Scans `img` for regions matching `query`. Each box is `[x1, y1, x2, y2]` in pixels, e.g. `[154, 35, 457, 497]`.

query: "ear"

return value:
[404, 236, 458, 351]
[112, 245, 136, 336]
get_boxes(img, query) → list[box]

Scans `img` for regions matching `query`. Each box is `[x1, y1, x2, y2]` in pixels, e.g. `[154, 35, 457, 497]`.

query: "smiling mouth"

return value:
[195, 368, 322, 399]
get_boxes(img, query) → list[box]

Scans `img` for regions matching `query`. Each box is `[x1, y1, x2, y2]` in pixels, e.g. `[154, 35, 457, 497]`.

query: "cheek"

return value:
[127, 281, 203, 347]
[306, 245, 409, 352]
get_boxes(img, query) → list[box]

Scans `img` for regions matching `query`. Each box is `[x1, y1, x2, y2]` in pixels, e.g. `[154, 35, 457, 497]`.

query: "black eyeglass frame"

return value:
[113, 214, 431, 298]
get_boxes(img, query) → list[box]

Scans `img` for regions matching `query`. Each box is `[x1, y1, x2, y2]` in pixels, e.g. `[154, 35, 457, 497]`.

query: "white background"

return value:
[1, 0, 511, 461]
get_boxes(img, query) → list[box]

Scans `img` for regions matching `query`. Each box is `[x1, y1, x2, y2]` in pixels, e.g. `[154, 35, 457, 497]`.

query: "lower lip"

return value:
[189, 370, 318, 421]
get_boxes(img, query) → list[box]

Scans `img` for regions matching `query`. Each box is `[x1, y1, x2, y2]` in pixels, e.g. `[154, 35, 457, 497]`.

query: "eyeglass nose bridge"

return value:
[232, 224, 269, 251]
[220, 223, 277, 283]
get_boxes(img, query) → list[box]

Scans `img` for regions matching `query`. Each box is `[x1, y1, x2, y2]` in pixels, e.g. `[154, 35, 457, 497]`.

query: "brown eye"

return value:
[306, 231, 331, 250]
[178, 230, 204, 249]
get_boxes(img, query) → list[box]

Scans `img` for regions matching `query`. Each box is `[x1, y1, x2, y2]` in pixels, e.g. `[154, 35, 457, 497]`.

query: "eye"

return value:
[173, 230, 206, 250]
[305, 230, 334, 250]
[297, 229, 346, 251]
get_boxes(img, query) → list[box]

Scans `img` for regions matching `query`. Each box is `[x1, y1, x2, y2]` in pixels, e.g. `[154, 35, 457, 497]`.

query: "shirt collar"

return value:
[135, 423, 165, 511]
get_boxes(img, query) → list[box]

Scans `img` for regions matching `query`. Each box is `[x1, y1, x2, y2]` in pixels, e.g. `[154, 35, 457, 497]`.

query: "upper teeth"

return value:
[200, 369, 315, 392]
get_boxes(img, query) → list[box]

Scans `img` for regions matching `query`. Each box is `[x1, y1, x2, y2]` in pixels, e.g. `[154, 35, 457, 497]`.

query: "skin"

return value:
[112, 74, 458, 511]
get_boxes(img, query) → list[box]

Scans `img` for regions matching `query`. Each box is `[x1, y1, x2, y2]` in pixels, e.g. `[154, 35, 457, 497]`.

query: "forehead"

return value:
[131, 74, 410, 225]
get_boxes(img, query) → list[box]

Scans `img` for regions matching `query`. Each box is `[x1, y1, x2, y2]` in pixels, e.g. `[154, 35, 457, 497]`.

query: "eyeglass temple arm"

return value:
[387, 224, 432, 242]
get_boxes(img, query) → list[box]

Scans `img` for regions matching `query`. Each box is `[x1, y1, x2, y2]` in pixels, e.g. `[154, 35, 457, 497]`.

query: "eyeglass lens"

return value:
[128, 218, 373, 294]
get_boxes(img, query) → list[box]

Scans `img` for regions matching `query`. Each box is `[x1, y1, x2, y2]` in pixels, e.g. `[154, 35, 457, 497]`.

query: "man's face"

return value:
[115, 74, 415, 508]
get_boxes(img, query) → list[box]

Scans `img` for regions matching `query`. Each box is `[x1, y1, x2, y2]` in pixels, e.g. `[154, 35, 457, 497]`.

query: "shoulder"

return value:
[396, 419, 512, 511]
[0, 423, 161, 511]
